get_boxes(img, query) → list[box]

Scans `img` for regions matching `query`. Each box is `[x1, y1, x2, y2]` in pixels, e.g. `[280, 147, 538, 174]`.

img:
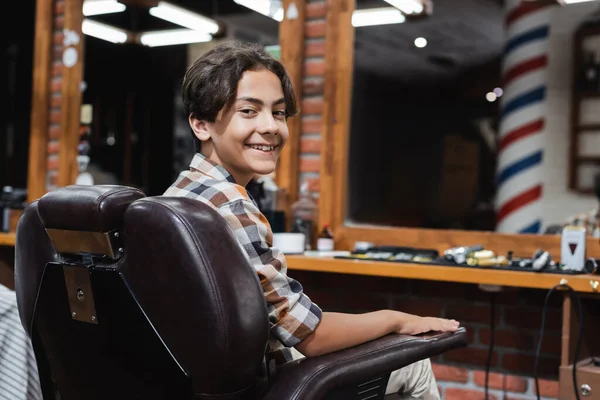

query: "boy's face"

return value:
[191, 69, 289, 186]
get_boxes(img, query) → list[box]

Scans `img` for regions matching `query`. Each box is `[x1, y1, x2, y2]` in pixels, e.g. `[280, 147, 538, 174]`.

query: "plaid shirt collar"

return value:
[189, 153, 237, 184]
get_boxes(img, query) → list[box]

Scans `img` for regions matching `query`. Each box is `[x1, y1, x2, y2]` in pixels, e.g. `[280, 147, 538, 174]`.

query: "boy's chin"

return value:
[249, 161, 277, 176]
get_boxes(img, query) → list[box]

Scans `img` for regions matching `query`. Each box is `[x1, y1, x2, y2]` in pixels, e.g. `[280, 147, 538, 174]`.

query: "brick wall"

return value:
[47, 0, 65, 191]
[292, 270, 562, 399]
[299, 0, 326, 193]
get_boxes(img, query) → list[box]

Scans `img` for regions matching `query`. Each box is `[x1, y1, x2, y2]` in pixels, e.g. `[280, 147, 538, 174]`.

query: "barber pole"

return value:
[495, 0, 557, 234]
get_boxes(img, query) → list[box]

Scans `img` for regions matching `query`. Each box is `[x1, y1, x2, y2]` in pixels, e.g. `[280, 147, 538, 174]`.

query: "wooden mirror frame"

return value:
[313, 0, 600, 258]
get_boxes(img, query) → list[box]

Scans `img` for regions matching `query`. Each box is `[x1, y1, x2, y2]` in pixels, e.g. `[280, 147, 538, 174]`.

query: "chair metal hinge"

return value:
[63, 264, 98, 324]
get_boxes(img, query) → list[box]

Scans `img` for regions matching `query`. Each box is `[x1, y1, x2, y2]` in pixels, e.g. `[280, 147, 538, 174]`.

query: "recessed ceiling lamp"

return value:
[561, 0, 598, 3]
[149, 2, 220, 34]
[233, 0, 284, 22]
[82, 0, 126, 17]
[414, 37, 427, 48]
[352, 7, 406, 27]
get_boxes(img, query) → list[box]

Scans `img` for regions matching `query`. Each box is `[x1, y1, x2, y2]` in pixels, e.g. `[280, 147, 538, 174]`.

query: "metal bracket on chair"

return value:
[46, 228, 123, 259]
[63, 264, 98, 324]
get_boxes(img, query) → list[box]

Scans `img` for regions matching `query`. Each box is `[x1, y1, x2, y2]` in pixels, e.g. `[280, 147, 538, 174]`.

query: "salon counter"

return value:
[286, 255, 600, 294]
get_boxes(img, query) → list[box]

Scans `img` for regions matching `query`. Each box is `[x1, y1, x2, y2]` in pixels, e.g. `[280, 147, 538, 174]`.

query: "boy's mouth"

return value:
[246, 144, 277, 152]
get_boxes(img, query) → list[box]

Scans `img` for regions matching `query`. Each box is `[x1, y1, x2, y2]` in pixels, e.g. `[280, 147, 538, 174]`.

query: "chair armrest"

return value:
[262, 328, 467, 400]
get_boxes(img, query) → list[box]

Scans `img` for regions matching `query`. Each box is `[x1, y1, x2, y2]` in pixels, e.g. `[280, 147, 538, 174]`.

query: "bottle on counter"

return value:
[290, 182, 317, 250]
[317, 224, 334, 252]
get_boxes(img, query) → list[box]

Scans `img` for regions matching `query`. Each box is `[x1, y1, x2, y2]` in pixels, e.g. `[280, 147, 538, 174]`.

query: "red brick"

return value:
[47, 141, 60, 155]
[50, 110, 61, 124]
[392, 299, 443, 318]
[445, 347, 498, 367]
[305, 41, 326, 57]
[55, 0, 65, 15]
[303, 79, 324, 95]
[502, 354, 560, 377]
[480, 329, 533, 351]
[302, 117, 322, 134]
[53, 46, 63, 61]
[51, 78, 62, 92]
[534, 378, 559, 398]
[299, 157, 320, 173]
[47, 156, 59, 171]
[446, 304, 499, 324]
[304, 177, 320, 192]
[473, 370, 528, 393]
[51, 95, 62, 109]
[306, 2, 326, 19]
[49, 126, 61, 140]
[301, 98, 324, 115]
[48, 172, 58, 186]
[55, 15, 65, 30]
[304, 60, 325, 77]
[504, 307, 561, 331]
[53, 32, 64, 46]
[431, 364, 468, 383]
[480, 328, 560, 356]
[445, 388, 497, 400]
[52, 62, 62, 77]
[305, 21, 326, 38]
[300, 137, 321, 154]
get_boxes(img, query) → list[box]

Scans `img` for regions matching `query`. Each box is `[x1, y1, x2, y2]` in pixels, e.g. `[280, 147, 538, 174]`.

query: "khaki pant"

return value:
[384, 359, 440, 399]
[288, 348, 439, 399]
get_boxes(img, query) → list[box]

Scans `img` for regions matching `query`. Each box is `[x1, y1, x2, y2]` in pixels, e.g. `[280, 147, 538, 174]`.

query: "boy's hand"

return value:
[396, 315, 460, 335]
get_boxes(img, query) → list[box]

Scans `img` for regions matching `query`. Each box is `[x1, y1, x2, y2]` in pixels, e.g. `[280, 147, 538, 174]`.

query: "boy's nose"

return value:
[257, 113, 279, 135]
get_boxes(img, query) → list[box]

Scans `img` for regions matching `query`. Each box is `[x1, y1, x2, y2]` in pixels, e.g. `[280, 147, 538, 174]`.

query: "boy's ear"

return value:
[189, 115, 211, 141]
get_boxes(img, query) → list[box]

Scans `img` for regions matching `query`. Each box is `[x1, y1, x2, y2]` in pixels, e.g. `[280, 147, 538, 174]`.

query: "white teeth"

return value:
[248, 145, 275, 151]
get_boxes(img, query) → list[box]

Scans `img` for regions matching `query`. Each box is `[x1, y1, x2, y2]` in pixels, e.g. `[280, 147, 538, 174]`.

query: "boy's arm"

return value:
[295, 311, 459, 357]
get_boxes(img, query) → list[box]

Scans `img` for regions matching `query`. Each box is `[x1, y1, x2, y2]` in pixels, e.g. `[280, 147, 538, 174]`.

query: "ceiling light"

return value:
[486, 92, 497, 102]
[233, 0, 284, 22]
[414, 37, 427, 48]
[149, 2, 219, 34]
[493, 88, 504, 97]
[140, 29, 213, 47]
[561, 0, 598, 3]
[384, 0, 424, 14]
[82, 19, 128, 43]
[82, 0, 126, 17]
[352, 8, 406, 27]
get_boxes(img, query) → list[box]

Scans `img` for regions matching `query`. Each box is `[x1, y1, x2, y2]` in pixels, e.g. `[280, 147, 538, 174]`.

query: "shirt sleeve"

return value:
[218, 199, 322, 347]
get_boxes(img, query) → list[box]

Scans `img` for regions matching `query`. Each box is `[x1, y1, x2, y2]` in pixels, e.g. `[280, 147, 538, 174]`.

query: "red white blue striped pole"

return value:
[496, 0, 558, 234]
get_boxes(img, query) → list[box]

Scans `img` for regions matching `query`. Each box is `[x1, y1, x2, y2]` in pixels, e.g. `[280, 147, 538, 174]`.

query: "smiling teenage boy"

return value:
[164, 41, 459, 399]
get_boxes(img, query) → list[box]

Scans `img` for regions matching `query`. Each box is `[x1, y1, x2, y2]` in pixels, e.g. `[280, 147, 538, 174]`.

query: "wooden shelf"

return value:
[577, 124, 600, 132]
[576, 156, 600, 164]
[0, 233, 16, 247]
[287, 256, 600, 294]
[576, 92, 600, 101]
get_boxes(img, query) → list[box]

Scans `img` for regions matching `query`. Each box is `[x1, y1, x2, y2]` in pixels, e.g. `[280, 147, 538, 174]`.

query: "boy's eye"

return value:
[274, 110, 286, 119]
[240, 109, 256, 115]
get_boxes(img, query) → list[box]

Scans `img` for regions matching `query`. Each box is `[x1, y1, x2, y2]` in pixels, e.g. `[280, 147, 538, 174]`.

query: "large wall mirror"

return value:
[337, 0, 600, 236]
[78, 0, 280, 196]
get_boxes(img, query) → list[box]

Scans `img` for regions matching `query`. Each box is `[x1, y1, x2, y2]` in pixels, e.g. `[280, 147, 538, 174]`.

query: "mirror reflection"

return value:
[78, 0, 279, 195]
[346, 0, 600, 234]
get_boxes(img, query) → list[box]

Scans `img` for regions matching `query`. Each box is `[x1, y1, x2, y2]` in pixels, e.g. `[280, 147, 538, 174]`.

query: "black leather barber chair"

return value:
[14, 185, 467, 400]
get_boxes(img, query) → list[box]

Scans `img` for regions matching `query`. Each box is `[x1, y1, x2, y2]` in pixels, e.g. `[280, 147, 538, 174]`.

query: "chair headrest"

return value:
[38, 185, 145, 233]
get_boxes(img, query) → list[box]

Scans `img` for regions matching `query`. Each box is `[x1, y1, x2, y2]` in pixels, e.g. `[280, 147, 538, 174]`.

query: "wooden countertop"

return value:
[286, 255, 600, 294]
[0, 233, 16, 247]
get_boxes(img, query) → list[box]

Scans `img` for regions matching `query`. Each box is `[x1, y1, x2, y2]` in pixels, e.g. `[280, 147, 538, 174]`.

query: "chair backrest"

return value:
[14, 185, 269, 400]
